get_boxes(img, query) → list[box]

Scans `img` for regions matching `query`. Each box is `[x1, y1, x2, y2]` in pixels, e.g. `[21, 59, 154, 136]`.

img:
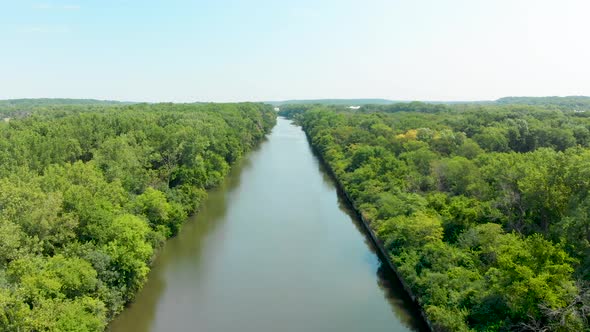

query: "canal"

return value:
[109, 117, 426, 332]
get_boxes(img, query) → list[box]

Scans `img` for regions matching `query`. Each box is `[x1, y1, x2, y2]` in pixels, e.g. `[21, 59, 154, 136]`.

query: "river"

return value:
[109, 117, 426, 332]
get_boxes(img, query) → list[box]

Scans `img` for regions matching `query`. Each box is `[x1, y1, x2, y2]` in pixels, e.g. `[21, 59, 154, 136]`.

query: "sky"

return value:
[1, 0, 589, 102]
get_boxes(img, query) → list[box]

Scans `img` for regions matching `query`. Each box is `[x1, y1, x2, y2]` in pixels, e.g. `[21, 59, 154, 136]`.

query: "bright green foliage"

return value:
[25, 297, 107, 332]
[284, 104, 590, 331]
[102, 214, 152, 299]
[0, 102, 276, 331]
[376, 213, 443, 250]
[132, 188, 185, 236]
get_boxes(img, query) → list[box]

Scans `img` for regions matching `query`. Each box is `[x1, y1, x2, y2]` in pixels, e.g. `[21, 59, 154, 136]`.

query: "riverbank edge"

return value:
[299, 124, 435, 332]
[108, 118, 277, 329]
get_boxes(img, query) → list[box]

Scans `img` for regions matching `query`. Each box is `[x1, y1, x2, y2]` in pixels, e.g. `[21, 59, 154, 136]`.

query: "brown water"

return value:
[109, 117, 426, 332]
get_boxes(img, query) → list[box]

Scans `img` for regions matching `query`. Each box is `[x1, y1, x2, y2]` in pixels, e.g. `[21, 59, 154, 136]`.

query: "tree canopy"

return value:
[282, 102, 590, 331]
[0, 102, 276, 331]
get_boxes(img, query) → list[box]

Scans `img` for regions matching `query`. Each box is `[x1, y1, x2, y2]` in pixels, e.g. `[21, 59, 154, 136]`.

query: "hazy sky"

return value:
[1, 0, 589, 102]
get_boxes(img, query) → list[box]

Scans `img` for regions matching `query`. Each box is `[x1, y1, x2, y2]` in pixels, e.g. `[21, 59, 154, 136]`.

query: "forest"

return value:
[0, 102, 276, 331]
[495, 96, 590, 111]
[275, 96, 590, 112]
[281, 102, 590, 331]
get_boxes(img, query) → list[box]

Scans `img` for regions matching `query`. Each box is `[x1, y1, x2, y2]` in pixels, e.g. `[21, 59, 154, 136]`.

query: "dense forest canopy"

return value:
[2, 96, 590, 331]
[496, 96, 590, 111]
[0, 98, 132, 106]
[281, 102, 590, 331]
[272, 96, 590, 111]
[0, 99, 137, 120]
[0, 102, 276, 331]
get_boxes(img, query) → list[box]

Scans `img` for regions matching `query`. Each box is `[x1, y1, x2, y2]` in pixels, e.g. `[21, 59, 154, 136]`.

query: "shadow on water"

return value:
[108, 135, 269, 331]
[307, 130, 430, 332]
[110, 119, 428, 332]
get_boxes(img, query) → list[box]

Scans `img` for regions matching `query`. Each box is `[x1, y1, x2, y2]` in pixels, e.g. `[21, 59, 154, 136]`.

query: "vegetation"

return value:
[282, 103, 590, 331]
[267, 99, 397, 106]
[0, 99, 135, 118]
[0, 102, 275, 331]
[273, 96, 590, 112]
[496, 96, 590, 111]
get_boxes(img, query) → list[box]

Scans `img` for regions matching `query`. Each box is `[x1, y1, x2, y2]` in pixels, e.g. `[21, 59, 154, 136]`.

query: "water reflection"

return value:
[309, 139, 427, 331]
[110, 118, 426, 332]
[109, 139, 261, 331]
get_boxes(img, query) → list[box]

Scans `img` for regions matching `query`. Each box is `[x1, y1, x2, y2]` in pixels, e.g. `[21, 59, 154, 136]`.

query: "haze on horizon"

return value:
[1, 0, 589, 103]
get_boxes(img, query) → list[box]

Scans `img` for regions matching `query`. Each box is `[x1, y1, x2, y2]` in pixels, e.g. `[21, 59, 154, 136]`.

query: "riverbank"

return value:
[110, 117, 423, 332]
[300, 123, 434, 332]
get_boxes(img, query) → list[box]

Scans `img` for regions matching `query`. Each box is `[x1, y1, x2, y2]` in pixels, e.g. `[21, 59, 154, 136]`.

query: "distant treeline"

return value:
[267, 98, 397, 106]
[0, 99, 136, 119]
[0, 103, 276, 331]
[274, 95, 590, 111]
[281, 101, 590, 331]
[496, 96, 590, 111]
